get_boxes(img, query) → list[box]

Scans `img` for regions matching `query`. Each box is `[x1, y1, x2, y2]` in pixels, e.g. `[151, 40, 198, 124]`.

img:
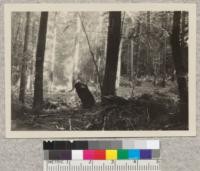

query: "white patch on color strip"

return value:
[72, 150, 83, 160]
[147, 140, 160, 149]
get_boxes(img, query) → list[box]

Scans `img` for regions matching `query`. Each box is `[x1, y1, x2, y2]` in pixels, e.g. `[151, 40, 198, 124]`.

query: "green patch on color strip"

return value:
[117, 149, 128, 159]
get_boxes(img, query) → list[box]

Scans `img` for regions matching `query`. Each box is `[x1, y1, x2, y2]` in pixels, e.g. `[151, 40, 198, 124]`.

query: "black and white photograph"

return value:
[5, 4, 196, 137]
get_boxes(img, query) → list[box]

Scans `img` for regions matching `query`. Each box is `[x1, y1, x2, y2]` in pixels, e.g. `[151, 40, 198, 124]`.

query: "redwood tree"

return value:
[171, 11, 188, 122]
[33, 12, 48, 113]
[102, 12, 121, 96]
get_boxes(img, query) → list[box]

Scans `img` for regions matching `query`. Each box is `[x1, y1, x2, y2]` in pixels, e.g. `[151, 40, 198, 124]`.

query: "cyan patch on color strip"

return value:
[128, 149, 140, 159]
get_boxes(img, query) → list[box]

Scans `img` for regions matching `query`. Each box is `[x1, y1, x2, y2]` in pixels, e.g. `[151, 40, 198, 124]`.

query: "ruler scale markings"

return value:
[44, 160, 160, 171]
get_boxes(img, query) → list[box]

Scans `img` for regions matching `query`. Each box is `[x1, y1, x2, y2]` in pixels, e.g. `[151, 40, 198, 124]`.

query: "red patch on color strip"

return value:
[94, 150, 106, 160]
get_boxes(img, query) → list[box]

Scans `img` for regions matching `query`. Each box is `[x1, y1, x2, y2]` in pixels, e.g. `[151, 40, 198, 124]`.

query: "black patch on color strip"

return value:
[71, 141, 88, 149]
[43, 141, 54, 150]
[48, 150, 72, 160]
[54, 141, 71, 150]
[43, 141, 71, 150]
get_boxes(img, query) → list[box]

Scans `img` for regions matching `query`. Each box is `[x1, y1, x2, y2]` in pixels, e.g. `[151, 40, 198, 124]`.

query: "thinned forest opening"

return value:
[11, 11, 188, 130]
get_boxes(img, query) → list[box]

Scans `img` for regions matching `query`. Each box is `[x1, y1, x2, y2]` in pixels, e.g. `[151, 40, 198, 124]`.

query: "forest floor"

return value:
[11, 78, 188, 131]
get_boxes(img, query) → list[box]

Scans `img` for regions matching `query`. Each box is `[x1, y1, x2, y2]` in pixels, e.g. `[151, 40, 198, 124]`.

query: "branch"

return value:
[78, 13, 103, 93]
[63, 25, 70, 32]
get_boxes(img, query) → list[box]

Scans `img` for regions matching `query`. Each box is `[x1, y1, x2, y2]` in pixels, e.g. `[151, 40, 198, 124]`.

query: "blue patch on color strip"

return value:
[128, 150, 140, 159]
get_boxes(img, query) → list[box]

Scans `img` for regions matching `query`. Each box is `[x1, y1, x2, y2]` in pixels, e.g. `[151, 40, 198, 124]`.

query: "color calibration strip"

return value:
[44, 141, 160, 171]
[43, 140, 160, 160]
[44, 149, 160, 160]
[43, 140, 160, 150]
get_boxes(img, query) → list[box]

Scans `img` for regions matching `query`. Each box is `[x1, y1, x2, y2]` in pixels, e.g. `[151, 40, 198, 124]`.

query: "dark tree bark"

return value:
[102, 12, 121, 96]
[75, 82, 95, 108]
[19, 12, 30, 103]
[171, 11, 188, 122]
[33, 12, 48, 113]
[181, 11, 188, 74]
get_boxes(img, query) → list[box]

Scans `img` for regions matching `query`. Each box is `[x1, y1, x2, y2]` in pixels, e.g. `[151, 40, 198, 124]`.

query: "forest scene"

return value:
[11, 11, 189, 131]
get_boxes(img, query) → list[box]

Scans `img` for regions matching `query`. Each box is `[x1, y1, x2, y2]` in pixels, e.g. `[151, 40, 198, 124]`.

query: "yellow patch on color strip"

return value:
[106, 150, 117, 160]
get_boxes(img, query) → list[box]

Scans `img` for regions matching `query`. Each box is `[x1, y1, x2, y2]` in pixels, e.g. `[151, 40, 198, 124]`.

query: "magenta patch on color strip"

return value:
[83, 150, 94, 160]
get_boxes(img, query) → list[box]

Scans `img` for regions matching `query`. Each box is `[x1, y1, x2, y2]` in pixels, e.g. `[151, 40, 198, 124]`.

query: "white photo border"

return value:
[5, 3, 196, 138]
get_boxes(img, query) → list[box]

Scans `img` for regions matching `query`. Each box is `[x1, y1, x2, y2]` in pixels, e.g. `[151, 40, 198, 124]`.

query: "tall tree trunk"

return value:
[28, 60, 34, 91]
[130, 40, 134, 81]
[70, 14, 81, 89]
[116, 12, 125, 88]
[30, 20, 37, 92]
[12, 14, 22, 57]
[171, 11, 188, 122]
[161, 12, 168, 87]
[19, 12, 30, 103]
[181, 11, 188, 74]
[49, 13, 57, 92]
[130, 39, 135, 96]
[27, 20, 36, 92]
[33, 12, 48, 113]
[74, 14, 81, 76]
[115, 40, 123, 88]
[135, 21, 141, 78]
[146, 11, 151, 75]
[161, 34, 167, 87]
[94, 13, 103, 84]
[102, 12, 121, 96]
